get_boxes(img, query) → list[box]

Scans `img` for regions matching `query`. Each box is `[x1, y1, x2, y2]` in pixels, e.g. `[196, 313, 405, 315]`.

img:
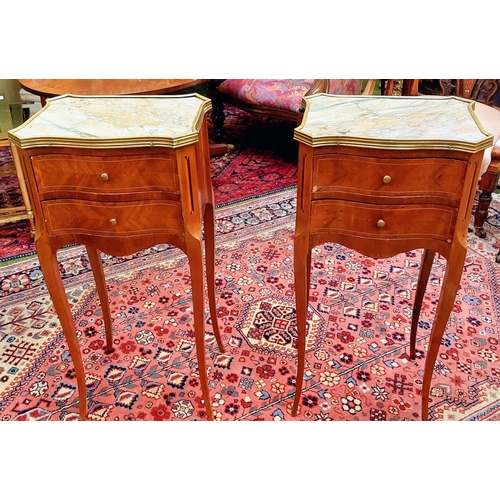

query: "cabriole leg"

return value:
[85, 245, 114, 354]
[410, 249, 436, 359]
[36, 240, 87, 420]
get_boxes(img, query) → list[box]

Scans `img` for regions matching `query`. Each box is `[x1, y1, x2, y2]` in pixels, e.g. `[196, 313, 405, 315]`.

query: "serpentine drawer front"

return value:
[31, 153, 180, 200]
[292, 94, 494, 420]
[8, 94, 225, 421]
[42, 199, 184, 236]
[310, 200, 457, 240]
[312, 153, 467, 205]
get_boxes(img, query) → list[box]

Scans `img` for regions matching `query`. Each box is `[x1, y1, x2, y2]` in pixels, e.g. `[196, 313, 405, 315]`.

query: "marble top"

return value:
[294, 94, 494, 152]
[8, 94, 212, 149]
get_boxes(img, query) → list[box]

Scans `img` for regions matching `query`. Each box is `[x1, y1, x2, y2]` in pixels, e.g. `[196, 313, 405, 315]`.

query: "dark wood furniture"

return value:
[291, 94, 493, 420]
[8, 94, 225, 420]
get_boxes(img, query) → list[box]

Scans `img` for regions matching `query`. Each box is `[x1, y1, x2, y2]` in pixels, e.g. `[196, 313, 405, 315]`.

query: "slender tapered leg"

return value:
[306, 250, 312, 296]
[292, 236, 311, 417]
[421, 244, 466, 420]
[36, 239, 87, 420]
[186, 235, 215, 421]
[203, 204, 225, 353]
[85, 245, 114, 354]
[410, 249, 436, 359]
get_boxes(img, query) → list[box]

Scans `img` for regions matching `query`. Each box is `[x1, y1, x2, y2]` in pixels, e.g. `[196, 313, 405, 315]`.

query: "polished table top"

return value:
[294, 94, 493, 152]
[8, 94, 212, 149]
[19, 79, 206, 100]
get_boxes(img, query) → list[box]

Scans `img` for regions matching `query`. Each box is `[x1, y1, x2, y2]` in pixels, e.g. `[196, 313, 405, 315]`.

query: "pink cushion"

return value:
[217, 79, 317, 113]
[218, 79, 367, 114]
[327, 79, 364, 95]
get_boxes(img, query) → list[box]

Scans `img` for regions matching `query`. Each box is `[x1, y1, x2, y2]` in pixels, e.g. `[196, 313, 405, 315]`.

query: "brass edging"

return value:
[294, 94, 495, 153]
[8, 93, 212, 150]
[293, 130, 494, 153]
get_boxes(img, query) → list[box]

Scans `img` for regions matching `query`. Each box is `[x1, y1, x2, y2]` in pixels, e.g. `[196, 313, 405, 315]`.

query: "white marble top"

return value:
[8, 94, 212, 149]
[294, 94, 494, 152]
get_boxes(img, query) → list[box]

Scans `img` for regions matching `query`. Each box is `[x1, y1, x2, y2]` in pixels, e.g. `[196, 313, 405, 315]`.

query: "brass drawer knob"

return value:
[101, 173, 109, 181]
[377, 219, 386, 228]
[383, 175, 392, 184]
[109, 218, 117, 226]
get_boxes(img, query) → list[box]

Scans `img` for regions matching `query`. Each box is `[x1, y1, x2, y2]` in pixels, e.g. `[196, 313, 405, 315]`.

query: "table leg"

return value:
[421, 243, 466, 420]
[291, 237, 312, 417]
[410, 249, 436, 359]
[203, 203, 225, 353]
[36, 239, 87, 420]
[186, 233, 215, 421]
[85, 245, 114, 354]
[209, 143, 234, 156]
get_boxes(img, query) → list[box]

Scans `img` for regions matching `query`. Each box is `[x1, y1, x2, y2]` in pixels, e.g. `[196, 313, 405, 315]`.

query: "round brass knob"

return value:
[101, 173, 109, 181]
[109, 218, 117, 226]
[377, 219, 386, 228]
[383, 175, 392, 184]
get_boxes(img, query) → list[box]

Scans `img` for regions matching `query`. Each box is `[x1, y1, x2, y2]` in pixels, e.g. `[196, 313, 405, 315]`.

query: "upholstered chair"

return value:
[210, 79, 378, 141]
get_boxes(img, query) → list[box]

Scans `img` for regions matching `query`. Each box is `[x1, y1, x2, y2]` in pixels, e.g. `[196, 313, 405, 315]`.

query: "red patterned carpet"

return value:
[1, 105, 500, 421]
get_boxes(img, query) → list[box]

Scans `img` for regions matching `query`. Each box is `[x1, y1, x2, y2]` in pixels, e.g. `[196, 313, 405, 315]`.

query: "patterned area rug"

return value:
[208, 106, 299, 206]
[1, 188, 500, 421]
[1, 105, 500, 421]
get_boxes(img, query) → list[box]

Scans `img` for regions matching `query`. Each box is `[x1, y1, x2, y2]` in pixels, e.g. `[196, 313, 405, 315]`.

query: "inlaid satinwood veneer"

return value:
[8, 94, 225, 421]
[292, 94, 493, 420]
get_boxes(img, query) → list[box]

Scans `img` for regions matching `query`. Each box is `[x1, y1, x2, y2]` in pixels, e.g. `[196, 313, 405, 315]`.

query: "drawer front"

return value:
[42, 199, 184, 236]
[312, 153, 467, 205]
[32, 153, 179, 199]
[310, 200, 457, 241]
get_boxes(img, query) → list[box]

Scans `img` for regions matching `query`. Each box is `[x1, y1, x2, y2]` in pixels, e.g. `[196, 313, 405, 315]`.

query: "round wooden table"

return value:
[19, 79, 206, 105]
[19, 79, 231, 155]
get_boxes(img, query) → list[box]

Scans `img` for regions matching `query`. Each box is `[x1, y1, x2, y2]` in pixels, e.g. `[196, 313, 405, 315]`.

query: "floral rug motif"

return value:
[1, 190, 500, 421]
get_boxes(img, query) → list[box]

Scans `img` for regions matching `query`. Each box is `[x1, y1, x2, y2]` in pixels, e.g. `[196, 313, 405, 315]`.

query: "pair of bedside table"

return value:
[9, 93, 493, 421]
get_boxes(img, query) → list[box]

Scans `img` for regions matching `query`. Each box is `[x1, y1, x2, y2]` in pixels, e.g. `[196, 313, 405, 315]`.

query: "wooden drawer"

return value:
[32, 153, 180, 200]
[312, 153, 467, 205]
[42, 199, 184, 236]
[310, 200, 457, 242]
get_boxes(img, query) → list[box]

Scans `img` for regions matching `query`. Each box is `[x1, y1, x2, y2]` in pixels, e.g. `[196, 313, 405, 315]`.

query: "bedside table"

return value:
[8, 94, 225, 420]
[292, 94, 494, 420]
